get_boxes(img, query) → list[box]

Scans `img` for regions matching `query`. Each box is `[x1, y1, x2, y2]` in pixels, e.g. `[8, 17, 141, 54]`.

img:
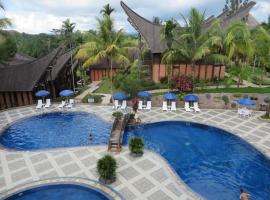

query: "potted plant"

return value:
[222, 95, 229, 109]
[97, 155, 117, 184]
[129, 137, 144, 157]
[112, 111, 123, 119]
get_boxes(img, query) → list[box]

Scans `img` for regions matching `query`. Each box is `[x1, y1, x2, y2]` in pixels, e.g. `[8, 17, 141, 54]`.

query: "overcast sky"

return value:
[1, 0, 270, 34]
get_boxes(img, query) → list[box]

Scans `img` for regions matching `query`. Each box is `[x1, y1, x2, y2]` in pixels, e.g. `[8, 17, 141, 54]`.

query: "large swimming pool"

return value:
[4, 184, 110, 200]
[0, 112, 111, 150]
[123, 121, 270, 200]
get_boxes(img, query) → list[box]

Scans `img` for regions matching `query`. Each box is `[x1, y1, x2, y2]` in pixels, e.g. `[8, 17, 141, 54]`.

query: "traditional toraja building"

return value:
[120, 1, 258, 83]
[0, 46, 79, 110]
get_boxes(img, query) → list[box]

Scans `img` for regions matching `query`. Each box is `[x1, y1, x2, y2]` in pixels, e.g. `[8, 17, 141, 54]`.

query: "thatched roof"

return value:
[0, 47, 62, 92]
[47, 50, 78, 81]
[121, 1, 258, 54]
[0, 53, 36, 67]
[121, 1, 167, 54]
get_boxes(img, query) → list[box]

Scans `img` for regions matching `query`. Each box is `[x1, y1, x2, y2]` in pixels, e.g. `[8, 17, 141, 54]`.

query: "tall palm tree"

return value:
[252, 26, 270, 86]
[225, 21, 253, 87]
[162, 9, 226, 91]
[60, 18, 76, 91]
[0, 1, 11, 29]
[161, 19, 178, 88]
[76, 15, 135, 97]
[100, 4, 115, 17]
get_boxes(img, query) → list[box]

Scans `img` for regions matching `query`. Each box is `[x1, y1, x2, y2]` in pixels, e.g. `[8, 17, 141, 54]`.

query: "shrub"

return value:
[112, 111, 123, 119]
[159, 76, 168, 84]
[233, 93, 242, 98]
[97, 155, 117, 183]
[132, 98, 139, 113]
[205, 94, 211, 100]
[222, 95, 229, 106]
[174, 75, 192, 93]
[243, 94, 249, 99]
[231, 102, 237, 108]
[82, 94, 104, 103]
[129, 137, 144, 155]
[120, 78, 141, 98]
[264, 97, 270, 104]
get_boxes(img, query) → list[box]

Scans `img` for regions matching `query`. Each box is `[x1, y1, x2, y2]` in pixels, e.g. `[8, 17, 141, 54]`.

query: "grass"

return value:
[95, 79, 122, 94]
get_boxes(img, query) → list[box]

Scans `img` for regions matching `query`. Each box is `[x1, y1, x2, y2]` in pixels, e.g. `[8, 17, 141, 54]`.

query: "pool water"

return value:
[123, 121, 270, 200]
[4, 184, 110, 200]
[0, 112, 111, 150]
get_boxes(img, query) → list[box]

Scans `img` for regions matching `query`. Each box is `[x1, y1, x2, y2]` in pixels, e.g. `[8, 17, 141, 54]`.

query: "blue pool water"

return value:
[0, 112, 111, 150]
[123, 121, 270, 200]
[4, 184, 110, 200]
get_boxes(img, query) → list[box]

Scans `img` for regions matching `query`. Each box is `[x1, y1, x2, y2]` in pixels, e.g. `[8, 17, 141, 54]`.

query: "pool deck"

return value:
[0, 104, 270, 200]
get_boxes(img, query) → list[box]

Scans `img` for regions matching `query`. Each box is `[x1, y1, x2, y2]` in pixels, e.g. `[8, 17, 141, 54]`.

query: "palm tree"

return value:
[225, 21, 253, 87]
[252, 27, 270, 86]
[76, 15, 135, 97]
[161, 19, 178, 88]
[162, 9, 226, 91]
[0, 1, 11, 29]
[100, 4, 115, 17]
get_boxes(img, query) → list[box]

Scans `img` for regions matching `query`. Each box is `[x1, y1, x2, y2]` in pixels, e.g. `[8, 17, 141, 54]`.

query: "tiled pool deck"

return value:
[0, 104, 270, 200]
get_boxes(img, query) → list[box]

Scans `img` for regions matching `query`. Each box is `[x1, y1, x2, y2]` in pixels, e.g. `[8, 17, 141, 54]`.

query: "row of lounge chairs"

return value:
[36, 99, 74, 109]
[113, 100, 127, 110]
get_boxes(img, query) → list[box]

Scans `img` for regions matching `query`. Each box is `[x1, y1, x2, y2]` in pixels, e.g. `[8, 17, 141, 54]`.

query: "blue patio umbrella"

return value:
[35, 90, 50, 97]
[238, 98, 256, 106]
[59, 90, 74, 97]
[184, 94, 199, 102]
[137, 91, 151, 98]
[113, 92, 128, 100]
[163, 93, 177, 100]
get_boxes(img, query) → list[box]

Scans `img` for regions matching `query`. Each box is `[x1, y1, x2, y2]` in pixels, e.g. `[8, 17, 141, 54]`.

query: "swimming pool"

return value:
[3, 184, 110, 200]
[123, 121, 270, 200]
[0, 112, 111, 150]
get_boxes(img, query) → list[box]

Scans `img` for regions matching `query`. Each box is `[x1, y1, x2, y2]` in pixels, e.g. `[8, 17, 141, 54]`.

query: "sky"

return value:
[1, 0, 270, 34]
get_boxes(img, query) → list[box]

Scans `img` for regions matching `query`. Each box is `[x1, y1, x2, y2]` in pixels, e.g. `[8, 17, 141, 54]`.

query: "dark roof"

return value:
[0, 53, 36, 67]
[121, 1, 167, 54]
[121, 1, 258, 54]
[0, 47, 62, 92]
[47, 50, 77, 81]
[90, 59, 118, 69]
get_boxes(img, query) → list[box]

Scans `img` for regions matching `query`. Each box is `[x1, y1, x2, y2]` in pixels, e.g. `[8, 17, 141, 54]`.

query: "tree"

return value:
[76, 10, 136, 98]
[163, 9, 226, 91]
[252, 27, 270, 86]
[100, 4, 115, 17]
[0, 1, 11, 31]
[153, 17, 162, 25]
[161, 19, 178, 88]
[225, 21, 253, 87]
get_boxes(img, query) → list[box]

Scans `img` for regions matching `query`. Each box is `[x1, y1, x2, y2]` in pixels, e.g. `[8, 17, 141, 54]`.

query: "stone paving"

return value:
[0, 104, 270, 200]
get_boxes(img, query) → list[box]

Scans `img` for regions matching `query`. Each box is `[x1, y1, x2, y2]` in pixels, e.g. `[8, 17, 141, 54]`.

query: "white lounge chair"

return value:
[184, 102, 192, 112]
[162, 101, 167, 111]
[146, 101, 151, 111]
[171, 102, 176, 111]
[138, 101, 143, 110]
[121, 100, 127, 110]
[194, 102, 201, 112]
[36, 100, 43, 109]
[69, 99, 74, 105]
[58, 101, 66, 109]
[44, 99, 51, 108]
[114, 100, 120, 109]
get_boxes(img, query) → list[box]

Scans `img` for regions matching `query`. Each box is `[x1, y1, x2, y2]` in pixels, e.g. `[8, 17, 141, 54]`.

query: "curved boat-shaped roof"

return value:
[0, 47, 62, 92]
[121, 1, 258, 54]
[121, 1, 167, 54]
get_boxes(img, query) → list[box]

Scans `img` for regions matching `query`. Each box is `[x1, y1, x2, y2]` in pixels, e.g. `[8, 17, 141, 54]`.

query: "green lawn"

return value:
[95, 79, 122, 93]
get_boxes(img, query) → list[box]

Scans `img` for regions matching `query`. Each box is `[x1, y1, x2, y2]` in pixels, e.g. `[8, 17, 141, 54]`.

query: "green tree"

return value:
[161, 19, 178, 88]
[162, 9, 226, 91]
[76, 9, 136, 98]
[225, 21, 253, 87]
[252, 27, 270, 86]
[100, 4, 115, 17]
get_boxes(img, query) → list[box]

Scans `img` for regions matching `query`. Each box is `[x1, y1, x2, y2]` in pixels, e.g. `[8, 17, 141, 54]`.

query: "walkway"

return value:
[0, 105, 270, 200]
[75, 81, 101, 102]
